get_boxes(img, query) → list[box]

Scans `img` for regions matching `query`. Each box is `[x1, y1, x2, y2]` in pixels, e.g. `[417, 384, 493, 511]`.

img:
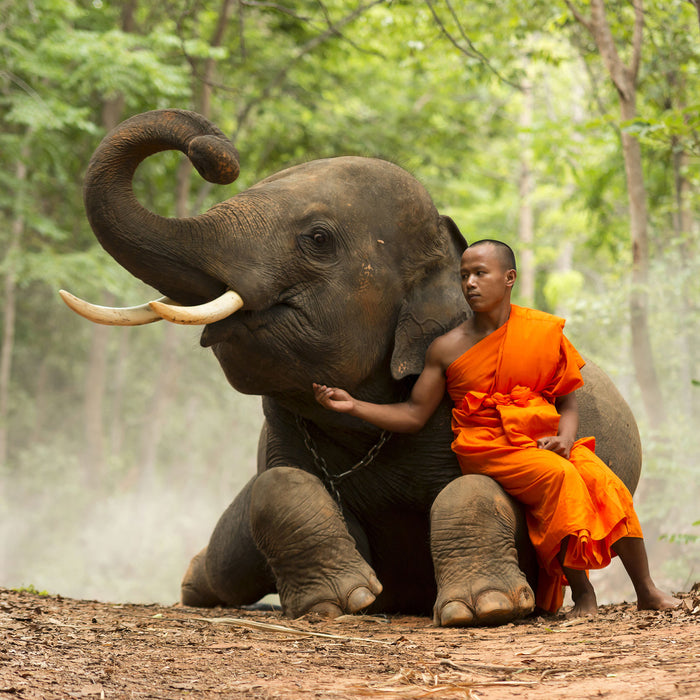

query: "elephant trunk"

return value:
[83, 109, 240, 304]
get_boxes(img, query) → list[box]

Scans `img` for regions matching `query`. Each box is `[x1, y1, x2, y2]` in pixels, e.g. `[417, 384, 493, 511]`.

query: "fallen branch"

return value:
[194, 615, 394, 645]
[435, 658, 523, 673]
[350, 679, 539, 696]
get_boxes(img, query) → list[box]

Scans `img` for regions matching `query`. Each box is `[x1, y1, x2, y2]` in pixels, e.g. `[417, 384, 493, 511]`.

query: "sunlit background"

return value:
[1, 0, 698, 606]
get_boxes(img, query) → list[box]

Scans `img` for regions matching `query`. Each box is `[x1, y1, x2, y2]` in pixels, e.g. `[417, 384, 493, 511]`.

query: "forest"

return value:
[1, 0, 699, 605]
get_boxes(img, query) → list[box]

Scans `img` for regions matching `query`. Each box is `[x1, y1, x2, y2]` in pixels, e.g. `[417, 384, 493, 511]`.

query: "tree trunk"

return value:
[571, 0, 666, 428]
[137, 322, 181, 485]
[619, 97, 666, 428]
[0, 156, 27, 467]
[82, 1, 138, 481]
[30, 357, 50, 446]
[109, 329, 131, 457]
[554, 241, 575, 319]
[81, 79, 133, 481]
[82, 297, 113, 484]
[0, 253, 17, 467]
[672, 145, 697, 419]
[518, 71, 535, 308]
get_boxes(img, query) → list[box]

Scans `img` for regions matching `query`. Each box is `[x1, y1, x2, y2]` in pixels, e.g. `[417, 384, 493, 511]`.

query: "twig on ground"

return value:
[194, 615, 394, 645]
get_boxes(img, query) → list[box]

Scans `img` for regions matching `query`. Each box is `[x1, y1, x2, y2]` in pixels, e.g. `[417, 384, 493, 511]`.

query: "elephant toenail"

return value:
[438, 600, 475, 627]
[474, 591, 513, 624]
[306, 601, 343, 617]
[518, 586, 535, 614]
[368, 573, 384, 595]
[347, 586, 376, 613]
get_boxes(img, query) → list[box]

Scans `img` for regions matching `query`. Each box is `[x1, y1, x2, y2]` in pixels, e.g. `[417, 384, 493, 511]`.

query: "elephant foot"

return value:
[430, 475, 536, 627]
[290, 571, 383, 619]
[437, 600, 474, 626]
[250, 467, 383, 619]
[305, 579, 382, 618]
[434, 584, 535, 627]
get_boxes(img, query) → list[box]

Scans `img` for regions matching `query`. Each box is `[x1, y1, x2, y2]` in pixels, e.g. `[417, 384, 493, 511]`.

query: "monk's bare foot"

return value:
[637, 587, 681, 611]
[565, 588, 598, 619]
[563, 567, 597, 619]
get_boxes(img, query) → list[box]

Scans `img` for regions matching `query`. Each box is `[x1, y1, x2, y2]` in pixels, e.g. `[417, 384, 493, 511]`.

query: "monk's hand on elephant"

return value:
[313, 383, 356, 413]
[537, 435, 574, 459]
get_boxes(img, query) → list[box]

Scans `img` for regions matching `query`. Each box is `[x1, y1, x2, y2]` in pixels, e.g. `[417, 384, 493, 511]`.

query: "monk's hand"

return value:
[312, 383, 355, 413]
[537, 435, 574, 459]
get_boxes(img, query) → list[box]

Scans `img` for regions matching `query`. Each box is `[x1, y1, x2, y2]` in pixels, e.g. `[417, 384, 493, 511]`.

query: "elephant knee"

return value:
[430, 474, 530, 565]
[251, 466, 321, 509]
[251, 467, 326, 525]
[432, 474, 519, 530]
[250, 467, 341, 552]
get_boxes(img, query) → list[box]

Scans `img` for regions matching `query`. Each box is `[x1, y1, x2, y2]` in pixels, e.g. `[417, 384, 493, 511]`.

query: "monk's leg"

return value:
[566, 446, 679, 610]
[430, 474, 535, 627]
[611, 536, 680, 610]
[558, 538, 597, 618]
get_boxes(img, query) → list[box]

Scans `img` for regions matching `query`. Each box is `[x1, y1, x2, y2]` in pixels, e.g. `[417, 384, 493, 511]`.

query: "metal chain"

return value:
[295, 415, 391, 506]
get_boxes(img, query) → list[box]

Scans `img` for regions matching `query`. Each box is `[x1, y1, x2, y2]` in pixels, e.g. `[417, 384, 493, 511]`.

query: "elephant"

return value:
[61, 109, 642, 626]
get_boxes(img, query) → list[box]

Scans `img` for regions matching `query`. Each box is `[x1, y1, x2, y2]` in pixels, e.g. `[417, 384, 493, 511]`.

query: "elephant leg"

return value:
[181, 475, 276, 607]
[250, 466, 382, 618]
[430, 474, 536, 627]
[180, 548, 224, 607]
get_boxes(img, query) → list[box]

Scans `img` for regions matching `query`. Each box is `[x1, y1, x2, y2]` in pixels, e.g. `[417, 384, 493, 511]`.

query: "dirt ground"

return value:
[1, 586, 699, 700]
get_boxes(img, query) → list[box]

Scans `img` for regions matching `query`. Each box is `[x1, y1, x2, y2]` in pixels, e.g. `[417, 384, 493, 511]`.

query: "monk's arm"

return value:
[537, 391, 579, 458]
[555, 392, 579, 442]
[313, 343, 446, 433]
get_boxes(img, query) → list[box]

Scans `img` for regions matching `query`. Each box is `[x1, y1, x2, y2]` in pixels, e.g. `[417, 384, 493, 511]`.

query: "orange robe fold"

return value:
[446, 305, 643, 612]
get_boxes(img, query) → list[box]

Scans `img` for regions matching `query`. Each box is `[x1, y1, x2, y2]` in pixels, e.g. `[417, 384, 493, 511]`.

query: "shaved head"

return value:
[467, 239, 517, 272]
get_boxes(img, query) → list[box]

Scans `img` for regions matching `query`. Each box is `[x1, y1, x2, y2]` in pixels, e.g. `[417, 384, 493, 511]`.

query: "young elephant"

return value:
[61, 110, 642, 626]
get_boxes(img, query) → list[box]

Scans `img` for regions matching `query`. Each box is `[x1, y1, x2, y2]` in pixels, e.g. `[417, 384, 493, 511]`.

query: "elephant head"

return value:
[62, 110, 468, 404]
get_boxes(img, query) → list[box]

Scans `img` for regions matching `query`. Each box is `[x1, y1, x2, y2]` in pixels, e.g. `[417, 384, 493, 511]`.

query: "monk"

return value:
[314, 239, 679, 617]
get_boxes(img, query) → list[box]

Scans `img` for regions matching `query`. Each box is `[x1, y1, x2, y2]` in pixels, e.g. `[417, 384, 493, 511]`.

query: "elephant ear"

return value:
[391, 216, 469, 380]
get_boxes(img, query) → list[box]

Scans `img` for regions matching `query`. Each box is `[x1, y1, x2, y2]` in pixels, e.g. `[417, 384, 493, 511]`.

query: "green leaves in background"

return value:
[1, 0, 698, 602]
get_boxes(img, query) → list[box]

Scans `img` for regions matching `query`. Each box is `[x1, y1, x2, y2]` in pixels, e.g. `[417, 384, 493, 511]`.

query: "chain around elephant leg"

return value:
[430, 474, 535, 627]
[250, 467, 382, 618]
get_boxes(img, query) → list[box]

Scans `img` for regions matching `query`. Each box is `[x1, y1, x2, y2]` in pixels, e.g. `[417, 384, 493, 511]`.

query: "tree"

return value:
[3, 0, 699, 601]
[565, 0, 666, 428]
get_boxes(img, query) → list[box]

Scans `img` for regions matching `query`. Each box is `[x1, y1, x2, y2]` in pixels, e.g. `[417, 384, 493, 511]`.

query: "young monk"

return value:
[313, 239, 679, 617]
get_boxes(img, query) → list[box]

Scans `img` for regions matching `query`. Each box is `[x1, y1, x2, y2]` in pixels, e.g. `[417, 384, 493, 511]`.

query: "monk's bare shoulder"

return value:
[428, 321, 476, 370]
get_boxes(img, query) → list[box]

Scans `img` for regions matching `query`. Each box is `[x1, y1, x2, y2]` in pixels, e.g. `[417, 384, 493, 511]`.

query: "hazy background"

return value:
[1, 339, 264, 603]
[2, 0, 699, 606]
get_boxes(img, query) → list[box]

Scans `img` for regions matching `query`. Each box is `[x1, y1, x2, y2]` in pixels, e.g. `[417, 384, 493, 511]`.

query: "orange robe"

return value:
[446, 305, 643, 612]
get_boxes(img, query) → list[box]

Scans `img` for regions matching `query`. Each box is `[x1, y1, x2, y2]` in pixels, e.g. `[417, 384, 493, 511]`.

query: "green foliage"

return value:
[661, 531, 699, 545]
[1, 0, 699, 602]
[12, 584, 50, 596]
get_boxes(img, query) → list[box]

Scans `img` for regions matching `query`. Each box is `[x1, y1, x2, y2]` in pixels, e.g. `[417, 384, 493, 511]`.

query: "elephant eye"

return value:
[299, 226, 335, 256]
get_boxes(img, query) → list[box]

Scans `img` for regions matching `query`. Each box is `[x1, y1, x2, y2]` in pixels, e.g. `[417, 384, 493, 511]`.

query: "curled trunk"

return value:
[84, 110, 240, 303]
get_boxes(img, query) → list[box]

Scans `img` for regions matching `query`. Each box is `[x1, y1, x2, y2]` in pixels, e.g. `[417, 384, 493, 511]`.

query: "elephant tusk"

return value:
[148, 289, 244, 325]
[59, 289, 177, 326]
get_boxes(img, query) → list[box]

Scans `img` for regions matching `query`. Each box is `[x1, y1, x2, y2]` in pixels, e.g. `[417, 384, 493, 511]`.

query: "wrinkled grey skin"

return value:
[80, 110, 641, 626]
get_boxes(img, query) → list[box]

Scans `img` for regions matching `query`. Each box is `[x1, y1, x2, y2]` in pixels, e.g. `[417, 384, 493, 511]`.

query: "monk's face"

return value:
[460, 245, 516, 313]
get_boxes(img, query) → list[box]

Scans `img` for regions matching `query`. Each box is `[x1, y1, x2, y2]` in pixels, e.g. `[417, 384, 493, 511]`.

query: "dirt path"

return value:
[1, 586, 699, 699]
